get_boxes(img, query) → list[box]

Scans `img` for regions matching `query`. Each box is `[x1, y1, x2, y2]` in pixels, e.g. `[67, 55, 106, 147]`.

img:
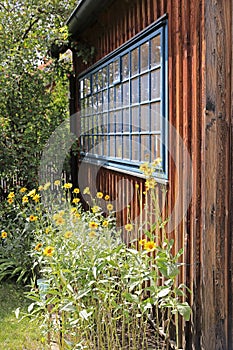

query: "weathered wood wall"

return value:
[72, 0, 233, 348]
[203, 1, 232, 349]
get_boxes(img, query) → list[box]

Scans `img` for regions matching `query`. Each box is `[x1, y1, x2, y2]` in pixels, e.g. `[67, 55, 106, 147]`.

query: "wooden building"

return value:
[66, 0, 232, 348]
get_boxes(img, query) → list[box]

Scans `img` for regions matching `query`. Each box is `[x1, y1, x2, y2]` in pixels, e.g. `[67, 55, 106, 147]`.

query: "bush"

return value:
[7, 168, 191, 350]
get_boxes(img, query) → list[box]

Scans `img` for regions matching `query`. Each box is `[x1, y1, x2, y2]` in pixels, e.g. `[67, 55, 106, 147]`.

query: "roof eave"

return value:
[66, 0, 112, 38]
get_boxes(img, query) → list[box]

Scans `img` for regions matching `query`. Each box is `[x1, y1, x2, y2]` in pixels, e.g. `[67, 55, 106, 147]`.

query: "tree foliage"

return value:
[0, 0, 77, 188]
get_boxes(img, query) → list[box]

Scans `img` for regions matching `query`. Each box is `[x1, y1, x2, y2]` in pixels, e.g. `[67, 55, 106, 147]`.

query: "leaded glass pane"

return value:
[132, 106, 140, 131]
[122, 81, 129, 106]
[151, 35, 161, 67]
[132, 135, 140, 161]
[122, 54, 129, 79]
[140, 42, 149, 72]
[141, 104, 150, 132]
[131, 77, 139, 104]
[151, 102, 161, 131]
[141, 73, 149, 102]
[141, 135, 151, 162]
[151, 69, 161, 100]
[131, 48, 139, 75]
[115, 136, 122, 158]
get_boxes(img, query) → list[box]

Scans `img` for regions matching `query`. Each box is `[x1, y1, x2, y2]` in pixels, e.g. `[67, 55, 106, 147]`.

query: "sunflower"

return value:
[7, 198, 13, 204]
[29, 215, 38, 222]
[83, 187, 90, 195]
[73, 188, 80, 194]
[63, 183, 72, 189]
[7, 192, 15, 199]
[145, 178, 157, 189]
[43, 246, 54, 257]
[152, 157, 162, 167]
[144, 241, 156, 252]
[96, 192, 103, 199]
[102, 220, 109, 227]
[72, 198, 80, 204]
[19, 187, 27, 193]
[107, 203, 113, 211]
[1, 231, 7, 239]
[64, 231, 73, 239]
[125, 223, 133, 232]
[104, 194, 110, 201]
[55, 216, 65, 225]
[89, 221, 99, 230]
[139, 162, 149, 173]
[92, 205, 100, 213]
[89, 231, 96, 238]
[33, 194, 40, 203]
[139, 239, 147, 247]
[35, 243, 42, 251]
[22, 196, 28, 204]
[28, 189, 36, 197]
[70, 207, 77, 214]
[43, 182, 51, 190]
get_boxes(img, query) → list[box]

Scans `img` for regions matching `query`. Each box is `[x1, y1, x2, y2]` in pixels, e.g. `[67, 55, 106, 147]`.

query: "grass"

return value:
[0, 280, 49, 350]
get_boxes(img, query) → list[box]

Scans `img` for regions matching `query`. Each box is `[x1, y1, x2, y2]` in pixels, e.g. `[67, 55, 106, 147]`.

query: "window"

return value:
[79, 18, 168, 178]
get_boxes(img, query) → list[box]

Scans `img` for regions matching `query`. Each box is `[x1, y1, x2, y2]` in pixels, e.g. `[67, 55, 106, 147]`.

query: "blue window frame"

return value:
[79, 17, 168, 179]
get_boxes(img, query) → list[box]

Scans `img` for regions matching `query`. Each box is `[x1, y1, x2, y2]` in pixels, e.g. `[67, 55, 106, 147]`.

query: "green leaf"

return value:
[157, 287, 171, 298]
[177, 302, 192, 321]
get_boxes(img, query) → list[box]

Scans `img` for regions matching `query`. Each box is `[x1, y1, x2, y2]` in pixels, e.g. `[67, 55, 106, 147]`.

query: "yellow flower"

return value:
[19, 187, 27, 193]
[72, 198, 80, 204]
[70, 207, 77, 214]
[152, 157, 162, 167]
[64, 231, 73, 239]
[7, 198, 13, 204]
[35, 243, 42, 251]
[43, 246, 54, 257]
[33, 194, 40, 203]
[63, 182, 72, 189]
[43, 182, 51, 190]
[92, 205, 100, 213]
[107, 204, 113, 211]
[104, 195, 110, 201]
[144, 241, 156, 252]
[53, 213, 59, 221]
[145, 178, 157, 189]
[8, 192, 15, 199]
[22, 196, 29, 204]
[139, 163, 149, 173]
[54, 180, 60, 186]
[89, 221, 99, 230]
[89, 231, 96, 238]
[102, 220, 109, 227]
[55, 217, 65, 225]
[28, 189, 36, 197]
[83, 187, 90, 195]
[125, 223, 133, 232]
[1, 231, 7, 239]
[45, 227, 51, 234]
[139, 239, 147, 247]
[38, 185, 44, 191]
[29, 215, 38, 222]
[75, 213, 81, 219]
[96, 192, 103, 199]
[73, 188, 80, 194]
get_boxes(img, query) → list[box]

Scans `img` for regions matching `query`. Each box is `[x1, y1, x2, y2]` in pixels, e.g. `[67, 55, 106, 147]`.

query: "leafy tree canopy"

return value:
[0, 0, 77, 188]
